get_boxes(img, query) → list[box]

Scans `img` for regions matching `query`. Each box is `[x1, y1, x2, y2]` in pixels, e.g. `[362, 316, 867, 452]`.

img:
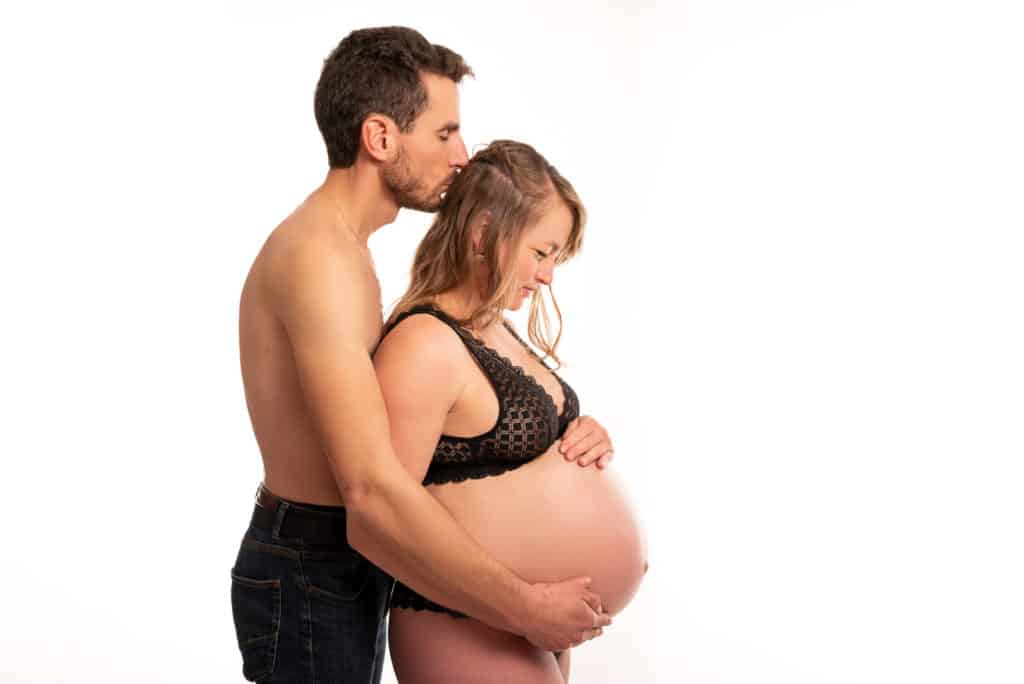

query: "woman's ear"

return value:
[471, 213, 491, 255]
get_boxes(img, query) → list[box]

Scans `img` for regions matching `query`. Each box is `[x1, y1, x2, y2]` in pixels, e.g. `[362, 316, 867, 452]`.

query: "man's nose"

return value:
[452, 136, 469, 167]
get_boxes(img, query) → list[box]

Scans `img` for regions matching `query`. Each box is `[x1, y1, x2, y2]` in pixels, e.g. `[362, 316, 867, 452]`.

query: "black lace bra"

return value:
[382, 304, 579, 486]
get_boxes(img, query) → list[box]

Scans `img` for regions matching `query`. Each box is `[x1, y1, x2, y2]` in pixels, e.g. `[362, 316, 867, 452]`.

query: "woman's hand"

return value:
[559, 415, 614, 469]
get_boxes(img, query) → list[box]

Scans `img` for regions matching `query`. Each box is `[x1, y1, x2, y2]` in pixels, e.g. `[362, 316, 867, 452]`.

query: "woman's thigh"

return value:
[389, 608, 563, 684]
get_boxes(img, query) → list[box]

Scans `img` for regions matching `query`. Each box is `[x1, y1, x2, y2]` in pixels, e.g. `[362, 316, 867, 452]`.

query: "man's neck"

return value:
[312, 166, 400, 245]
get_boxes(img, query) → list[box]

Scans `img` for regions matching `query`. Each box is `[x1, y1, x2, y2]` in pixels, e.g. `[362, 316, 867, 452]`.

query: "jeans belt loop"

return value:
[271, 499, 290, 540]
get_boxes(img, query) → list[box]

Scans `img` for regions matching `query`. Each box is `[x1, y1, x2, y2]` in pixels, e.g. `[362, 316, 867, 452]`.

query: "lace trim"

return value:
[446, 321, 569, 424]
[424, 460, 530, 486]
[499, 320, 579, 428]
[390, 583, 468, 619]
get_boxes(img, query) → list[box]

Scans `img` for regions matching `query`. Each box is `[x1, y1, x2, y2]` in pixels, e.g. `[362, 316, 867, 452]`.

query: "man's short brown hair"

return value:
[314, 27, 473, 168]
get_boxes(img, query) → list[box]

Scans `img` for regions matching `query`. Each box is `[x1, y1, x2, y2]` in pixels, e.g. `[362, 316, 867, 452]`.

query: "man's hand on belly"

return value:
[521, 576, 612, 651]
[560, 415, 614, 469]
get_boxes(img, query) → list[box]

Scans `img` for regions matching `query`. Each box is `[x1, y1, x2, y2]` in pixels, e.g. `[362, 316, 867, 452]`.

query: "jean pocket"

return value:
[303, 549, 373, 604]
[230, 572, 281, 682]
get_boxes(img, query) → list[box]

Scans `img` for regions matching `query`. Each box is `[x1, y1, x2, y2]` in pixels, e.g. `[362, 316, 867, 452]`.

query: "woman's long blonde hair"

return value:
[389, 140, 585, 366]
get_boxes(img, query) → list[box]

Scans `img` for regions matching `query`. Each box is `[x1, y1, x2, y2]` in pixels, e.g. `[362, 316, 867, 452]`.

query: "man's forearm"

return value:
[344, 460, 533, 634]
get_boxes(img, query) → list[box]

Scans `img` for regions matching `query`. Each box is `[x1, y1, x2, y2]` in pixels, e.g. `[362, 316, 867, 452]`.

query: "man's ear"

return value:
[361, 114, 398, 162]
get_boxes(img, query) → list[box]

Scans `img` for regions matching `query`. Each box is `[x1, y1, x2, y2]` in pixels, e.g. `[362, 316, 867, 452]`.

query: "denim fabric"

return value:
[230, 504, 394, 683]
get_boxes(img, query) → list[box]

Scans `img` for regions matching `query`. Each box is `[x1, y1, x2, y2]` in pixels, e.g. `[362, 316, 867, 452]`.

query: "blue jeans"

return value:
[230, 499, 394, 683]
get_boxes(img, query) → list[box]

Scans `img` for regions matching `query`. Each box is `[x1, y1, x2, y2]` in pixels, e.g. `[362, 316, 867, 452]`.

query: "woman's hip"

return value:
[388, 607, 564, 684]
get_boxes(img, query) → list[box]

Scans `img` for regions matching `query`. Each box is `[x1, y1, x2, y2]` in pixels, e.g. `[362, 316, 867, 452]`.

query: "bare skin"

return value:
[557, 650, 571, 683]
[389, 612, 569, 684]
[379, 199, 647, 682]
[237, 71, 611, 651]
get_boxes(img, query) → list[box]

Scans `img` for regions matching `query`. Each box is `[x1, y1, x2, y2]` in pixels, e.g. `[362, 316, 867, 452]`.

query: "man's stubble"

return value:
[382, 144, 449, 213]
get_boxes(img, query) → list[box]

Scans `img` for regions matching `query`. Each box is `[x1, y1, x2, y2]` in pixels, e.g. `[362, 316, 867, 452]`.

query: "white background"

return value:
[2, 1, 1022, 682]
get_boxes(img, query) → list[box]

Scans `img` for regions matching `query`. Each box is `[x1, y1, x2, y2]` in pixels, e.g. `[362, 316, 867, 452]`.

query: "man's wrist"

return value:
[502, 579, 538, 636]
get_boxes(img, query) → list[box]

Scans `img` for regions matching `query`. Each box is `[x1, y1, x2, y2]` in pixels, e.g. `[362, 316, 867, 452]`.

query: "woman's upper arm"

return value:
[373, 315, 467, 483]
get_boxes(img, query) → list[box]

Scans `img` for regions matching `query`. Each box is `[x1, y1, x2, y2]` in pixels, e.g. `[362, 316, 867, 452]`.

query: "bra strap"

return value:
[383, 304, 480, 352]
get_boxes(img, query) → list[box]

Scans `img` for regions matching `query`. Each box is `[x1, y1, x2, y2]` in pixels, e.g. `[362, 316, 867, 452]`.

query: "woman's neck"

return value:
[432, 287, 500, 333]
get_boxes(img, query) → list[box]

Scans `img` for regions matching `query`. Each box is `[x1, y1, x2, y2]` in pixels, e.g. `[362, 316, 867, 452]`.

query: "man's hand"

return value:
[560, 416, 614, 469]
[520, 577, 612, 651]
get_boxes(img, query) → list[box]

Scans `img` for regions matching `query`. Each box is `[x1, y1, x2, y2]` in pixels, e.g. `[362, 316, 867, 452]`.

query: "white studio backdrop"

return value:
[1, 1, 1021, 682]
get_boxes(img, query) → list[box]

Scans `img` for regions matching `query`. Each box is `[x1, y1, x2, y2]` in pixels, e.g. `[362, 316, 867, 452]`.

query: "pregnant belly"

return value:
[428, 448, 647, 616]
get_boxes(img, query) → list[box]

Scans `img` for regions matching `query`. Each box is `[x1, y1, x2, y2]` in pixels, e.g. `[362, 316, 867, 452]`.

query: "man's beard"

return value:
[382, 147, 446, 213]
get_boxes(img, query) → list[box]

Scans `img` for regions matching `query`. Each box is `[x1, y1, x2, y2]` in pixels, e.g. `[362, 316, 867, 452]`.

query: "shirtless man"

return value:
[229, 27, 612, 683]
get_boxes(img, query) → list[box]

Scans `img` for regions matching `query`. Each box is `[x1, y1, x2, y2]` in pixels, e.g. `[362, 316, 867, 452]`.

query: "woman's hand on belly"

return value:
[559, 415, 614, 468]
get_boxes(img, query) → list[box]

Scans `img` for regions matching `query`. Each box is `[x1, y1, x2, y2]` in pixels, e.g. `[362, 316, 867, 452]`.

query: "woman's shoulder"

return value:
[375, 307, 471, 372]
[374, 308, 473, 414]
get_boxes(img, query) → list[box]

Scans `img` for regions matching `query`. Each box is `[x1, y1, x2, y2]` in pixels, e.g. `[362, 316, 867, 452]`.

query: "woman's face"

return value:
[504, 199, 573, 311]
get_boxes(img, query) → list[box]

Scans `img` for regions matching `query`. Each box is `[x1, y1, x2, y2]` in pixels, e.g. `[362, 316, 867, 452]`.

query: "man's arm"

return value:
[268, 242, 609, 650]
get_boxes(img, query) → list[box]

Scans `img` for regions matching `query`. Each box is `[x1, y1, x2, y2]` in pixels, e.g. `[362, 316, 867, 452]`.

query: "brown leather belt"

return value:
[250, 484, 350, 546]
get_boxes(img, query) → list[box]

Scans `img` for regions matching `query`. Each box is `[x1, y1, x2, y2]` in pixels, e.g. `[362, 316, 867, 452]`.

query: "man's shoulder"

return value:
[272, 209, 363, 266]
[257, 210, 379, 336]
[260, 212, 369, 295]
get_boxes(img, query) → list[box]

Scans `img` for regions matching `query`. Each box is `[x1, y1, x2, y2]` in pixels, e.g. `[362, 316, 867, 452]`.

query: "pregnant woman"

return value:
[374, 140, 647, 683]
